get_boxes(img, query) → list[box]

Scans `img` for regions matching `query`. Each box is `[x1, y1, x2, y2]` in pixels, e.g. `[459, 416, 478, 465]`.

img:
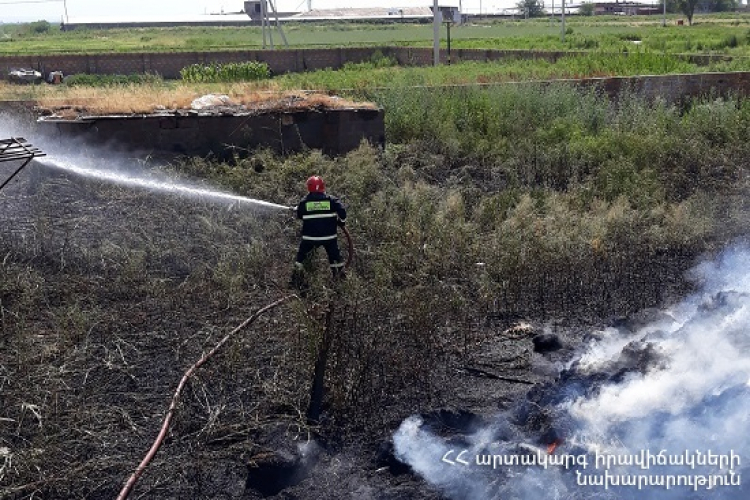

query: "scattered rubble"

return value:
[7, 68, 42, 85]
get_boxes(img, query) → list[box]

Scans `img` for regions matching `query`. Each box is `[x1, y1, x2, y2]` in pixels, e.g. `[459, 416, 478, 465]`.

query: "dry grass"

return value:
[1, 81, 377, 117]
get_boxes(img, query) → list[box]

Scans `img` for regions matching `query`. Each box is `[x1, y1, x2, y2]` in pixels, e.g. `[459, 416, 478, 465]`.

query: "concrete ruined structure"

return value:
[36, 94, 385, 159]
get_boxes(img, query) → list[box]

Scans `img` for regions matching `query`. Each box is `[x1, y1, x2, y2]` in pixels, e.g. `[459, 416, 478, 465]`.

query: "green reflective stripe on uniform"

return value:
[302, 213, 337, 220]
[302, 234, 337, 241]
[330, 262, 345, 268]
[306, 201, 331, 212]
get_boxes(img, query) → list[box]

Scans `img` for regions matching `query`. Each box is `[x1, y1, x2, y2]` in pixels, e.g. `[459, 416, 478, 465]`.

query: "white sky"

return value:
[1, 0, 525, 23]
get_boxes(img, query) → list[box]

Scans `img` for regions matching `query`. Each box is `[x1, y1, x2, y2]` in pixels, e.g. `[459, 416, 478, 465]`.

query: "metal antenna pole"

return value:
[551, 0, 555, 24]
[266, 0, 274, 49]
[267, 0, 289, 47]
[261, 0, 268, 49]
[561, 0, 566, 42]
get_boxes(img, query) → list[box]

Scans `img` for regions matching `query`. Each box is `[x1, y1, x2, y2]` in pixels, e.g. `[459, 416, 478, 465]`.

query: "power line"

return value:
[0, 0, 63, 4]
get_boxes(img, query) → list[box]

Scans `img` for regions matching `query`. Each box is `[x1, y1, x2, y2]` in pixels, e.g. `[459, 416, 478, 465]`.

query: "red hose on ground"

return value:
[116, 295, 296, 500]
[341, 225, 354, 270]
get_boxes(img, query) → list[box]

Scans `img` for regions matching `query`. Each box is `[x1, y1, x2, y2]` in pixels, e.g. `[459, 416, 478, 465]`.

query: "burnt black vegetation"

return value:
[2, 84, 750, 499]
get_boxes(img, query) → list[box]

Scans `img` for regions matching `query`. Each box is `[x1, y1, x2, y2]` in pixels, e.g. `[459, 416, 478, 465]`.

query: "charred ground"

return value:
[0, 163, 545, 499]
[2, 88, 750, 499]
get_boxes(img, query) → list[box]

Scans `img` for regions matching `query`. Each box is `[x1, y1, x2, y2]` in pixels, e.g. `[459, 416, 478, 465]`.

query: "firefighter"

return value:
[290, 175, 347, 291]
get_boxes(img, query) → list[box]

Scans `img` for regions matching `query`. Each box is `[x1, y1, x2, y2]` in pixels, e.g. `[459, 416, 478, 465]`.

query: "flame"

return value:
[547, 439, 562, 455]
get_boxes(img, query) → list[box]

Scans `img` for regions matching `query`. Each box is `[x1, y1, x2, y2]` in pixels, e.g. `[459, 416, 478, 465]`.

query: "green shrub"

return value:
[368, 49, 398, 68]
[592, 159, 664, 207]
[179, 61, 271, 83]
[63, 73, 163, 87]
[573, 37, 599, 49]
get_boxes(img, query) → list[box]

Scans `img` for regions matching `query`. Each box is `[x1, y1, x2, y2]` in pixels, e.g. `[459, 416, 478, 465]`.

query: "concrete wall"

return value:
[36, 108, 386, 159]
[573, 72, 750, 106]
[1, 47, 738, 80]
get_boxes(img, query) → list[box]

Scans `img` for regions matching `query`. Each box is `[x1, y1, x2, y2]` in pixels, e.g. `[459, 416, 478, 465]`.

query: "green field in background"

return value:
[1, 14, 750, 56]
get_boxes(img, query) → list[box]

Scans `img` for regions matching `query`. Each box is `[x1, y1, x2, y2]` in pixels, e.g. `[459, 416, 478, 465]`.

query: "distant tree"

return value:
[516, 0, 545, 18]
[27, 20, 51, 34]
[698, 0, 737, 12]
[677, 0, 701, 24]
[579, 2, 596, 15]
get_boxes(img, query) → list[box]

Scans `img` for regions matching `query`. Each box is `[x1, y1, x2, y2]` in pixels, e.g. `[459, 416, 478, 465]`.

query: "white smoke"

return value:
[394, 245, 750, 499]
[393, 416, 492, 499]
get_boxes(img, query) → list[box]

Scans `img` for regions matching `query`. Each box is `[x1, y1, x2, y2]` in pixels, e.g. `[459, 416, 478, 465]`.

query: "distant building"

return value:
[592, 2, 661, 15]
[61, 3, 456, 31]
[243, 1, 296, 21]
[61, 14, 253, 31]
[242, 2, 446, 22]
[432, 5, 462, 23]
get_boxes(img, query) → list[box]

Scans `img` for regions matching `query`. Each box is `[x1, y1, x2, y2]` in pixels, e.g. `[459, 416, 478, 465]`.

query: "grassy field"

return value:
[2, 51, 749, 109]
[269, 52, 750, 91]
[2, 14, 750, 55]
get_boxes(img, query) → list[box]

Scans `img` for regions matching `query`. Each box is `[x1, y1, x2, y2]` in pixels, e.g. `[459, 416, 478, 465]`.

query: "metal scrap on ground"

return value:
[0, 138, 45, 192]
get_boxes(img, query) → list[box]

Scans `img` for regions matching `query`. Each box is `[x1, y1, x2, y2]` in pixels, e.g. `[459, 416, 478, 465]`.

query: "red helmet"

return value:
[306, 175, 325, 193]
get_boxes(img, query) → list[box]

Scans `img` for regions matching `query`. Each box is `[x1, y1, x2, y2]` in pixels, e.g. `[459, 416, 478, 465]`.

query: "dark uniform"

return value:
[294, 191, 347, 276]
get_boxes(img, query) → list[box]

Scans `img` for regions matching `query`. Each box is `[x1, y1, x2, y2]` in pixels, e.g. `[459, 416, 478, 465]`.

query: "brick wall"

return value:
[578, 72, 750, 105]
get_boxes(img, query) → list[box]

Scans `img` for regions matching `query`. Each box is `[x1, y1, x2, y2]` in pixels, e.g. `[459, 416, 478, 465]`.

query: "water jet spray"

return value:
[36, 155, 291, 211]
[6, 139, 355, 273]
[36, 154, 355, 270]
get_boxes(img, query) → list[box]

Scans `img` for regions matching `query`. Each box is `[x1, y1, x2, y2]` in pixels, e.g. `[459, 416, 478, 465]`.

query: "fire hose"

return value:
[341, 225, 354, 270]
[116, 295, 296, 500]
[116, 207, 352, 499]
